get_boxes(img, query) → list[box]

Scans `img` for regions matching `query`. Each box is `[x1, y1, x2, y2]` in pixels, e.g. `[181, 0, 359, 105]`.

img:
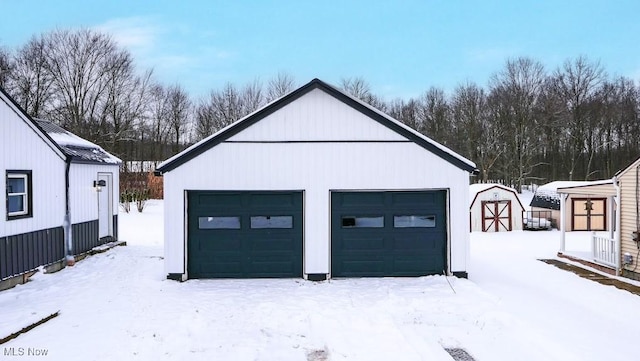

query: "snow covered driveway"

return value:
[2, 200, 640, 360]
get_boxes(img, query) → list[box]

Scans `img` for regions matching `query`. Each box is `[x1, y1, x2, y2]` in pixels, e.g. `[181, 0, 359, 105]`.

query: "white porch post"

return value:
[613, 177, 622, 274]
[559, 193, 567, 253]
[609, 195, 615, 240]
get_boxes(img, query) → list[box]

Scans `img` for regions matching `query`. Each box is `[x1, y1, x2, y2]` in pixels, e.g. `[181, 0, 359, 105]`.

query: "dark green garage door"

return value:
[331, 191, 447, 277]
[187, 191, 303, 278]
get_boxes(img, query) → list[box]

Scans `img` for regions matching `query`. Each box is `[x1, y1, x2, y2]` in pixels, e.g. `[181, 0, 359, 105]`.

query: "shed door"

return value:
[331, 191, 447, 277]
[481, 200, 512, 232]
[187, 191, 303, 278]
[572, 198, 606, 231]
[97, 173, 113, 239]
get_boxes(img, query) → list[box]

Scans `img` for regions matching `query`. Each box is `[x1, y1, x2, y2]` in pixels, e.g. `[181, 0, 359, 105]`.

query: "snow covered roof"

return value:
[157, 78, 477, 174]
[469, 183, 524, 209]
[35, 119, 121, 165]
[469, 183, 517, 197]
[537, 181, 600, 192]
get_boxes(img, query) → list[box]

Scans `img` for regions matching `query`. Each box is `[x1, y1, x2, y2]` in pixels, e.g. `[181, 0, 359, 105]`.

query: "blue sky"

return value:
[1, 1, 639, 100]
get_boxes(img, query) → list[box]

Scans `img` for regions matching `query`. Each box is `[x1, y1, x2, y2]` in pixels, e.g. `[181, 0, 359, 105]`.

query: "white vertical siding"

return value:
[0, 97, 66, 237]
[69, 164, 120, 224]
[164, 142, 471, 276]
[228, 89, 407, 142]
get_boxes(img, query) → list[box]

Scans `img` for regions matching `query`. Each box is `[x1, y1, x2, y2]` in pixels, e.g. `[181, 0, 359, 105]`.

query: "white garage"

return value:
[469, 184, 525, 232]
[155, 79, 477, 281]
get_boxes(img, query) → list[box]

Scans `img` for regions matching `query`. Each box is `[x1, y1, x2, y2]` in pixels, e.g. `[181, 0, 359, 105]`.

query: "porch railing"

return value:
[591, 233, 617, 268]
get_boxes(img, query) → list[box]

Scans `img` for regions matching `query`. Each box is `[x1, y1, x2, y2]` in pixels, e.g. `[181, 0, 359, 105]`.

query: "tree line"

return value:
[1, 29, 639, 189]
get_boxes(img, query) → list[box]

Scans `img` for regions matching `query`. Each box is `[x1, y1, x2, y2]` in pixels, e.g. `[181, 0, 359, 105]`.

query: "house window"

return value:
[6, 170, 32, 220]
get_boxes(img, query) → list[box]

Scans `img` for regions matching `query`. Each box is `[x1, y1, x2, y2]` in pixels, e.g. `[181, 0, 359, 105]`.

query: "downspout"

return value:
[613, 176, 621, 276]
[63, 157, 75, 266]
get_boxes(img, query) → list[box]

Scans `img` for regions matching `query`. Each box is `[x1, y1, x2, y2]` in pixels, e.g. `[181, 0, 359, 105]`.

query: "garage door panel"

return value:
[338, 192, 385, 207]
[391, 237, 433, 250]
[248, 193, 298, 208]
[197, 238, 243, 252]
[339, 260, 386, 275]
[196, 259, 243, 274]
[249, 238, 297, 250]
[331, 191, 447, 277]
[338, 237, 385, 250]
[196, 193, 244, 208]
[390, 192, 436, 206]
[187, 191, 303, 279]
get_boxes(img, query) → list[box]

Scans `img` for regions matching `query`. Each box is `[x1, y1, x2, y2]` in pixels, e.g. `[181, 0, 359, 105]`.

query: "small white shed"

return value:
[156, 78, 477, 281]
[469, 184, 525, 232]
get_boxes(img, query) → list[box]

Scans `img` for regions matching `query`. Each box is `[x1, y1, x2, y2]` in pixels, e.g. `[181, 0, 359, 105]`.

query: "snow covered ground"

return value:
[1, 199, 640, 360]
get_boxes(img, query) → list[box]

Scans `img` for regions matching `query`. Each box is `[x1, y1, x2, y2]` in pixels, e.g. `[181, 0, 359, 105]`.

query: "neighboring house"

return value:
[530, 181, 610, 230]
[556, 164, 640, 281]
[155, 78, 477, 281]
[469, 184, 524, 232]
[1, 87, 120, 289]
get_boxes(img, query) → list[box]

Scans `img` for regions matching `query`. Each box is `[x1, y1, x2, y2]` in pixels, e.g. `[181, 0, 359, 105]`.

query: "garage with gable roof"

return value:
[155, 78, 477, 280]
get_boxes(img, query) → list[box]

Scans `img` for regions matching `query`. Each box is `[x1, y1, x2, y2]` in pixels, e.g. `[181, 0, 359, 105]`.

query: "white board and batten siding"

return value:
[0, 94, 66, 238]
[163, 87, 472, 277]
[68, 164, 120, 224]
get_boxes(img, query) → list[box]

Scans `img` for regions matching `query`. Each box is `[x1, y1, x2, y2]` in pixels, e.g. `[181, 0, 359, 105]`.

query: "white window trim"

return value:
[7, 173, 29, 217]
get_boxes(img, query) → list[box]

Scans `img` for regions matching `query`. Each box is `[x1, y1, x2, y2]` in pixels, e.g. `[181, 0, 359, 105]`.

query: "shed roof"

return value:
[35, 119, 121, 165]
[556, 179, 615, 196]
[469, 183, 525, 210]
[156, 78, 477, 175]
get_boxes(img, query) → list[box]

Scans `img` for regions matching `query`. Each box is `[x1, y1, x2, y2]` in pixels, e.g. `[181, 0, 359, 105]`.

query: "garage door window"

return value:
[342, 216, 384, 228]
[198, 216, 241, 229]
[394, 215, 436, 228]
[250, 216, 293, 229]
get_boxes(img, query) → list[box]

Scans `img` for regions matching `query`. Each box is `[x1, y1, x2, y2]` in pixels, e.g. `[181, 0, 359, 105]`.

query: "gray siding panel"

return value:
[71, 217, 118, 255]
[72, 220, 99, 255]
[1, 227, 65, 280]
[113, 214, 118, 240]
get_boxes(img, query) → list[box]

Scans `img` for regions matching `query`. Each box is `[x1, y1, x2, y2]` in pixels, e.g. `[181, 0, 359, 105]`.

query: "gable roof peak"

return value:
[156, 78, 477, 175]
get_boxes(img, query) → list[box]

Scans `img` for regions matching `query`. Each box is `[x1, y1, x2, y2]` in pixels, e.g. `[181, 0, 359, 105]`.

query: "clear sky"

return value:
[1, 0, 639, 100]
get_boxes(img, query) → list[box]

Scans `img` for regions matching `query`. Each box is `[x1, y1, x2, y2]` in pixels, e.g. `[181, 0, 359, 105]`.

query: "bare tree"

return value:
[266, 72, 295, 102]
[166, 84, 192, 153]
[417, 87, 451, 145]
[388, 98, 421, 130]
[146, 83, 171, 161]
[340, 76, 386, 110]
[0, 45, 12, 89]
[451, 82, 501, 181]
[4, 35, 54, 117]
[551, 56, 605, 179]
[43, 29, 119, 137]
[241, 78, 265, 115]
[489, 57, 546, 189]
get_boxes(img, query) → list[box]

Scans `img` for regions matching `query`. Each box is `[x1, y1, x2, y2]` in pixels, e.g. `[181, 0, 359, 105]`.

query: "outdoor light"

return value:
[93, 179, 106, 192]
[584, 200, 593, 211]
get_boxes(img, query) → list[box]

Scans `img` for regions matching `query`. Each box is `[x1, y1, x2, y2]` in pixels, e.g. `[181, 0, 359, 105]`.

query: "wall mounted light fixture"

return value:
[93, 179, 106, 192]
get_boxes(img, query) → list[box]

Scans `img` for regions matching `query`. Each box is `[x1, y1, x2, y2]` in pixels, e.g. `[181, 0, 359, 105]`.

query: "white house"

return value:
[0, 87, 120, 289]
[155, 79, 477, 281]
[469, 184, 524, 232]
